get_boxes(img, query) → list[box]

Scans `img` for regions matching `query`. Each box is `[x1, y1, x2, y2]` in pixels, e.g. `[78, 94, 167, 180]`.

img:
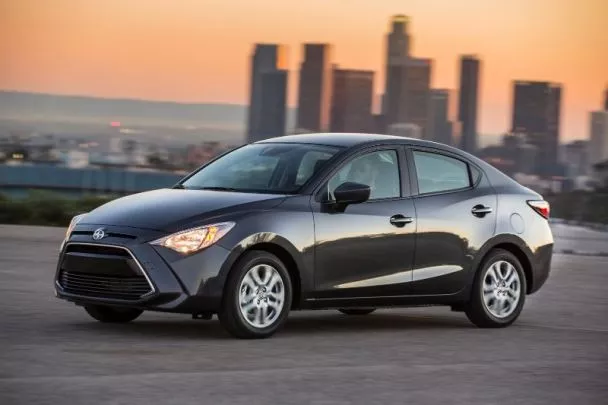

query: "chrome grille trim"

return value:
[59, 242, 156, 299]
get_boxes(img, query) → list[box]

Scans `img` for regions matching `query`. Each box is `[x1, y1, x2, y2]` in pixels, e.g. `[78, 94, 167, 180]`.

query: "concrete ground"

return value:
[0, 225, 606, 405]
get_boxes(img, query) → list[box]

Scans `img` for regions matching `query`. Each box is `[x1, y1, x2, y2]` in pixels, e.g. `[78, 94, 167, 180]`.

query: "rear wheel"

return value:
[218, 251, 292, 339]
[465, 249, 526, 328]
[84, 305, 143, 323]
[338, 308, 376, 316]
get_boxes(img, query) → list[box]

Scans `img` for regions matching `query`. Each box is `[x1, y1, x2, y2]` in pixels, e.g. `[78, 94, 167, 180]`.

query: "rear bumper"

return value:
[54, 226, 232, 313]
[529, 243, 553, 294]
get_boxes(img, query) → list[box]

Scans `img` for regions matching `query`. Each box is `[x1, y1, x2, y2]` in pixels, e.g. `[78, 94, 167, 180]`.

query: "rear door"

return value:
[407, 147, 497, 295]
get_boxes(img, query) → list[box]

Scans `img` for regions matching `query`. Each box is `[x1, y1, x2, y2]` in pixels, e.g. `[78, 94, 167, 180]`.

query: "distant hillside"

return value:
[1, 91, 500, 146]
[0, 91, 251, 129]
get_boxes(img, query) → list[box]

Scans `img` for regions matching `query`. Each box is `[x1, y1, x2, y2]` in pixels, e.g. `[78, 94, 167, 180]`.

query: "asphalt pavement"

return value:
[0, 225, 607, 405]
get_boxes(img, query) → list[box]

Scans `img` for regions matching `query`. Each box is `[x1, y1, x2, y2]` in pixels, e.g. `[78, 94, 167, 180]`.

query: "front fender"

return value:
[199, 206, 315, 306]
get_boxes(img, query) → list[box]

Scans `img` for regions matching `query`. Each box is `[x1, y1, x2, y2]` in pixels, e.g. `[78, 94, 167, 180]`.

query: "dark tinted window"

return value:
[413, 151, 471, 194]
[328, 150, 400, 200]
[182, 143, 340, 193]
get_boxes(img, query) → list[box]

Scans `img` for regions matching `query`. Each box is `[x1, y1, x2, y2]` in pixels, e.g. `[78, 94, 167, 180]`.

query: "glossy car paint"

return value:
[54, 133, 553, 315]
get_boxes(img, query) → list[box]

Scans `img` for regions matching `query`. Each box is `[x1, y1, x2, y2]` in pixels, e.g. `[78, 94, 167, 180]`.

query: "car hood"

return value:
[81, 188, 287, 232]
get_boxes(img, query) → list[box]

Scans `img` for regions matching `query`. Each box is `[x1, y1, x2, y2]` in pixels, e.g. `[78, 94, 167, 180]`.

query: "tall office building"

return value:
[247, 44, 288, 142]
[402, 58, 432, 138]
[296, 44, 332, 133]
[604, 86, 608, 110]
[384, 58, 432, 138]
[511, 81, 562, 176]
[457, 55, 481, 154]
[589, 111, 608, 165]
[329, 68, 374, 133]
[429, 89, 453, 145]
[382, 15, 411, 128]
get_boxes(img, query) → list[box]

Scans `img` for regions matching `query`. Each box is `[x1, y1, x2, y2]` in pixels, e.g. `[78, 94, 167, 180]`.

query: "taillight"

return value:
[527, 200, 550, 219]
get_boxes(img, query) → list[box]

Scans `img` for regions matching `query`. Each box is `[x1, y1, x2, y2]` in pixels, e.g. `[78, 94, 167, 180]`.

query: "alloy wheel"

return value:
[482, 260, 521, 318]
[238, 264, 285, 328]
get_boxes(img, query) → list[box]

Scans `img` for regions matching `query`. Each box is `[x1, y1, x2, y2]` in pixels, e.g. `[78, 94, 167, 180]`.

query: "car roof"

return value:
[257, 133, 417, 148]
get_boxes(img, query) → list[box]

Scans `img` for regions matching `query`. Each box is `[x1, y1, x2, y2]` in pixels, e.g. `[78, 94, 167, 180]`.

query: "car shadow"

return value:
[281, 311, 470, 336]
[62, 310, 471, 341]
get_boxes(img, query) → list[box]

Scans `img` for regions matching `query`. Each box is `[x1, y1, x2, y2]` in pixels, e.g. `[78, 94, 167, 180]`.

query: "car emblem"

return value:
[92, 228, 106, 240]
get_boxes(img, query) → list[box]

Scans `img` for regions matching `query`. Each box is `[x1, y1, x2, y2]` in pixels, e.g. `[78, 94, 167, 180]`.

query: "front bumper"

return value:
[54, 225, 232, 313]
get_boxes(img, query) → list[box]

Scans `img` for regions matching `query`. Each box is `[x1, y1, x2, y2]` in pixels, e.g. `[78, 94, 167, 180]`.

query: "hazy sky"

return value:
[1, 0, 606, 139]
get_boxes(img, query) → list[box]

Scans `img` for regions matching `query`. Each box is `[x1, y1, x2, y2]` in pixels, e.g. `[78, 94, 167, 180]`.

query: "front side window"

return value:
[181, 143, 341, 193]
[327, 150, 401, 200]
[413, 151, 471, 194]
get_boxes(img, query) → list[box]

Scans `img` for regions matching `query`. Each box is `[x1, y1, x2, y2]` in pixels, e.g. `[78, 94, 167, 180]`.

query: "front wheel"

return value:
[338, 308, 376, 316]
[84, 305, 143, 323]
[218, 251, 292, 339]
[465, 249, 527, 328]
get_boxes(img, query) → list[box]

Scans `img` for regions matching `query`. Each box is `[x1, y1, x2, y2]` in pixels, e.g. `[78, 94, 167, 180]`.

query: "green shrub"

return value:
[0, 192, 116, 226]
[547, 191, 608, 224]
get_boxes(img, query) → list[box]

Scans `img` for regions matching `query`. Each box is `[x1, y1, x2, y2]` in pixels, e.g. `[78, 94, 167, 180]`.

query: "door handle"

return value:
[390, 215, 414, 227]
[471, 205, 493, 217]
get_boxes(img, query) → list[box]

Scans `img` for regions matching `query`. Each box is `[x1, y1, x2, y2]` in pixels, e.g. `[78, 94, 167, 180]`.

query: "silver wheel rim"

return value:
[238, 264, 285, 329]
[482, 260, 521, 319]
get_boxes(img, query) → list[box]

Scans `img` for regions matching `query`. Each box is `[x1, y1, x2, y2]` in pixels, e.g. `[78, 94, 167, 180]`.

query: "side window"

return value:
[413, 151, 471, 194]
[327, 150, 400, 200]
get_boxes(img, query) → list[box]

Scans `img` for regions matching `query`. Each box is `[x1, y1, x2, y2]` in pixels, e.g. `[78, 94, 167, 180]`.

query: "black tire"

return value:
[338, 308, 376, 316]
[218, 251, 292, 339]
[465, 249, 527, 328]
[84, 305, 143, 323]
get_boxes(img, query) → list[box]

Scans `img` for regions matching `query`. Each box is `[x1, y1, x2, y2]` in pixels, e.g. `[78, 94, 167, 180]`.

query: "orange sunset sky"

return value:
[1, 0, 607, 139]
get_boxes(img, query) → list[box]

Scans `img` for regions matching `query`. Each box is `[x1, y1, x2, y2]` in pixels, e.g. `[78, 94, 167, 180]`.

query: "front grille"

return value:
[57, 243, 154, 301]
[58, 271, 152, 300]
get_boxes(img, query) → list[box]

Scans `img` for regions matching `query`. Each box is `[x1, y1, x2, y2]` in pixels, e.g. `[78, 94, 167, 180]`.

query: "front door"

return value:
[311, 147, 417, 299]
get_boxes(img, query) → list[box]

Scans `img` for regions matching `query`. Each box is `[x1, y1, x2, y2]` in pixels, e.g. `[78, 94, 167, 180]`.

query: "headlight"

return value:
[61, 213, 86, 251]
[65, 214, 87, 240]
[151, 222, 235, 254]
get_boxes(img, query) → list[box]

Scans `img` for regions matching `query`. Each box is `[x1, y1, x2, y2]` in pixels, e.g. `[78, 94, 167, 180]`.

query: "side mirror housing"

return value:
[333, 182, 370, 205]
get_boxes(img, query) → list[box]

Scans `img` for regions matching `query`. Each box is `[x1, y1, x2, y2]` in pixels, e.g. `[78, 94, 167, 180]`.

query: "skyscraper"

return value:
[247, 44, 288, 143]
[329, 68, 374, 133]
[429, 89, 453, 145]
[604, 86, 608, 111]
[511, 81, 562, 176]
[384, 58, 432, 137]
[383, 15, 410, 128]
[457, 55, 481, 154]
[589, 111, 608, 165]
[402, 58, 432, 138]
[296, 44, 332, 133]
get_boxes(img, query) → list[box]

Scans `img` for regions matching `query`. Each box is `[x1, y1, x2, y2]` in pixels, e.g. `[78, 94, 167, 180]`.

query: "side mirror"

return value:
[333, 182, 370, 205]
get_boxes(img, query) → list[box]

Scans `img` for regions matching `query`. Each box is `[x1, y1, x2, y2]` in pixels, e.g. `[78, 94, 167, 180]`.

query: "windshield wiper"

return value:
[196, 186, 240, 192]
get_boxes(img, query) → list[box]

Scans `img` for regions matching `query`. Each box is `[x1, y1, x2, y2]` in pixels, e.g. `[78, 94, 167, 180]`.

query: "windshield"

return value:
[180, 143, 341, 193]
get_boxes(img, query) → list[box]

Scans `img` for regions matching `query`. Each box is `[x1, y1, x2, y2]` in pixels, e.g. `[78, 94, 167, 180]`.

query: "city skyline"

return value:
[1, 0, 607, 139]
